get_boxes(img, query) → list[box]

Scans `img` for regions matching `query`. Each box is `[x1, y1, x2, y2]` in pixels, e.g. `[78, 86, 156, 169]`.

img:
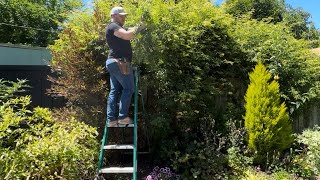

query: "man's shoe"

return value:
[108, 120, 118, 127]
[118, 117, 133, 125]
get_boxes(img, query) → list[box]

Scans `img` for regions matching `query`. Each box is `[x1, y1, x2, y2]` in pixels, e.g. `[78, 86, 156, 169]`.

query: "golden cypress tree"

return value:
[244, 61, 293, 164]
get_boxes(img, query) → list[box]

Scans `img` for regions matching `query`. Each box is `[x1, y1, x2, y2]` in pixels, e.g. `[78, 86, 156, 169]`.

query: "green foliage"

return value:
[0, 79, 29, 102]
[292, 126, 320, 177]
[49, 0, 111, 127]
[282, 6, 310, 39]
[242, 169, 296, 180]
[222, 0, 320, 43]
[231, 16, 320, 114]
[0, 0, 82, 46]
[132, 0, 246, 178]
[171, 129, 230, 179]
[244, 61, 293, 164]
[282, 5, 320, 44]
[226, 119, 253, 177]
[49, 0, 320, 178]
[242, 169, 271, 180]
[50, 3, 246, 177]
[228, 146, 253, 177]
[272, 170, 296, 180]
[223, 0, 286, 22]
[0, 80, 98, 179]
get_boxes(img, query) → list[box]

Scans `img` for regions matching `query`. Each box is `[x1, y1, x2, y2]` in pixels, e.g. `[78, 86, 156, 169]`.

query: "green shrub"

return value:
[227, 120, 253, 177]
[0, 80, 98, 179]
[272, 170, 296, 180]
[244, 61, 293, 164]
[228, 146, 253, 177]
[242, 169, 271, 180]
[291, 126, 320, 177]
[242, 169, 296, 180]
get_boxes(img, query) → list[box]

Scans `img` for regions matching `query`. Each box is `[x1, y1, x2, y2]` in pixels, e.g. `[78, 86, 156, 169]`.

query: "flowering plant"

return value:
[145, 166, 180, 180]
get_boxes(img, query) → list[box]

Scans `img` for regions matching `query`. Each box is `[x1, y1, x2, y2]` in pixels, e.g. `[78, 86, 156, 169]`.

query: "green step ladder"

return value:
[96, 67, 140, 180]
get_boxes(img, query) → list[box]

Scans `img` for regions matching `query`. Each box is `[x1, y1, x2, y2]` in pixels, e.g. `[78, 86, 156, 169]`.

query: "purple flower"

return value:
[147, 166, 180, 180]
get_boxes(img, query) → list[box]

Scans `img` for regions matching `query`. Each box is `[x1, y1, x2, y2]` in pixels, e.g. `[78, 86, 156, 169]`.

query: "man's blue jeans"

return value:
[106, 59, 134, 122]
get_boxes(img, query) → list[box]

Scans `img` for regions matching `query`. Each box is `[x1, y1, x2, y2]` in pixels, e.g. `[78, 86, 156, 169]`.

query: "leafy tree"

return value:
[222, 0, 286, 22]
[222, 0, 320, 43]
[282, 6, 310, 39]
[244, 61, 293, 164]
[282, 5, 320, 45]
[0, 0, 82, 47]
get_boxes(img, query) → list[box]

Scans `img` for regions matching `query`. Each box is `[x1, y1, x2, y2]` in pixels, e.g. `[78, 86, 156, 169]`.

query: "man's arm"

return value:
[114, 28, 136, 40]
[114, 23, 146, 40]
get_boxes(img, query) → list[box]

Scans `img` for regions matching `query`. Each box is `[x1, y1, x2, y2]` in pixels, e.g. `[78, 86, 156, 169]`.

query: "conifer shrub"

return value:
[244, 61, 293, 164]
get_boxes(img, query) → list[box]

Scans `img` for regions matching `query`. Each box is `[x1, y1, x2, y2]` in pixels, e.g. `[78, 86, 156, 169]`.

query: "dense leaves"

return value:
[230, 16, 320, 115]
[294, 127, 320, 176]
[223, 0, 285, 22]
[222, 0, 320, 44]
[49, 1, 111, 128]
[0, 80, 98, 179]
[49, 0, 320, 178]
[0, 0, 82, 46]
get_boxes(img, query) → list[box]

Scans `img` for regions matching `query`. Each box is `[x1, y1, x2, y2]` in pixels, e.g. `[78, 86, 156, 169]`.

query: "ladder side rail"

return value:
[98, 119, 109, 171]
[133, 66, 139, 180]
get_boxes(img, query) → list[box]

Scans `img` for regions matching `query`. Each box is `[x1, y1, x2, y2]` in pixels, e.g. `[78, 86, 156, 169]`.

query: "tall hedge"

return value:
[244, 61, 293, 164]
[49, 0, 320, 178]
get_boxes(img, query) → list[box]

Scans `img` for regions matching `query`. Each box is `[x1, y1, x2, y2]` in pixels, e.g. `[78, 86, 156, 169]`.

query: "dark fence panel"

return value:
[0, 65, 65, 108]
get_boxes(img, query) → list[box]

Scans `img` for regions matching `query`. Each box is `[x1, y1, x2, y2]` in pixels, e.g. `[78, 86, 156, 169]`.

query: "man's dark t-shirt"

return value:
[106, 22, 132, 62]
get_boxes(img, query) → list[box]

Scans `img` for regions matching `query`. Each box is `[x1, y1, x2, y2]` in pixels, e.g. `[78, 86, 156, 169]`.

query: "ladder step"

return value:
[99, 167, 134, 174]
[107, 124, 134, 128]
[104, 144, 134, 150]
[124, 151, 150, 155]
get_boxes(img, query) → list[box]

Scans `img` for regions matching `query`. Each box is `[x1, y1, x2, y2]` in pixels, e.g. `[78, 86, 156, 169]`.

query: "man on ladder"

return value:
[105, 6, 145, 127]
[95, 6, 145, 180]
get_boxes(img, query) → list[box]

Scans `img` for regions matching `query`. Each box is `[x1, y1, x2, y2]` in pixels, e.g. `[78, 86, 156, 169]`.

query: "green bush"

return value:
[291, 126, 320, 177]
[242, 169, 296, 180]
[244, 61, 293, 164]
[0, 79, 98, 179]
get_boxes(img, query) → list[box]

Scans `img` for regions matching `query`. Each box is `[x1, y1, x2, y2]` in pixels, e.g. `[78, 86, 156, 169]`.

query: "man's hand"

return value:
[134, 22, 146, 34]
